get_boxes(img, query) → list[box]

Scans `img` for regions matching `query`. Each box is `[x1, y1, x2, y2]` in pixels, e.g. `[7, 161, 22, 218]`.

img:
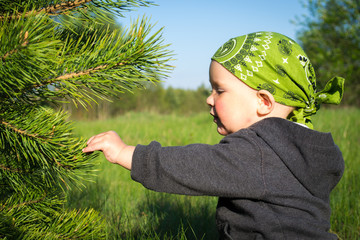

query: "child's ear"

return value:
[256, 90, 275, 116]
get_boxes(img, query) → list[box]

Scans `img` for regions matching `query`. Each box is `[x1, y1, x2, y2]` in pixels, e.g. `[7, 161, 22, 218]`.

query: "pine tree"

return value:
[0, 0, 172, 238]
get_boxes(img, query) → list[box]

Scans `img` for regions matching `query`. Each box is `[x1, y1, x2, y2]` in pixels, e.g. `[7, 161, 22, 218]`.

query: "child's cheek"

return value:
[215, 100, 226, 116]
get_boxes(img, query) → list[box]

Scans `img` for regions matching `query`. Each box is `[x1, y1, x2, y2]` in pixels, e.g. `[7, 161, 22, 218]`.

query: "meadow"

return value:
[67, 108, 359, 239]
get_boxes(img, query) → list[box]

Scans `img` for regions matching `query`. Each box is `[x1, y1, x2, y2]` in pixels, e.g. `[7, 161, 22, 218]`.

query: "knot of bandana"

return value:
[211, 31, 345, 129]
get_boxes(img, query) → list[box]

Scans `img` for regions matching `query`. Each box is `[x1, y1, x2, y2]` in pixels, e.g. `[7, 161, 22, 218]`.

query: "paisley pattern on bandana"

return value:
[212, 31, 345, 129]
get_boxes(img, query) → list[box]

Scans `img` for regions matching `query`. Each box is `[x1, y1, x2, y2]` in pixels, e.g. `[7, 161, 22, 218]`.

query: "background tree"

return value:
[0, 0, 172, 238]
[294, 0, 359, 105]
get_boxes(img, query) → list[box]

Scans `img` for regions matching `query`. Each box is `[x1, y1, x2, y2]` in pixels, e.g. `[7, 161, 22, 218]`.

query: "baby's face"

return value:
[207, 61, 259, 135]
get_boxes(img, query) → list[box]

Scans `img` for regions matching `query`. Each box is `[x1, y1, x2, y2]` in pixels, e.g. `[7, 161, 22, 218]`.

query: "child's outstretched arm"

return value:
[82, 131, 135, 170]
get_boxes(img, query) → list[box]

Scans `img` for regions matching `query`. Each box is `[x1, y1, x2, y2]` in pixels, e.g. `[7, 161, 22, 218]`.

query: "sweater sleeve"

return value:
[131, 130, 266, 198]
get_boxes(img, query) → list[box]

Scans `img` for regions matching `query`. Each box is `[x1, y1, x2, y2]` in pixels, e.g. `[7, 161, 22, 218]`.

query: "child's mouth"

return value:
[210, 109, 220, 124]
[212, 114, 220, 124]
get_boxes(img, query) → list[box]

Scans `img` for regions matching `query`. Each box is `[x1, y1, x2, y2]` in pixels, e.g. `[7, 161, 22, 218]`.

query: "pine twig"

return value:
[1, 120, 40, 139]
[0, 163, 28, 173]
[1, 119, 66, 148]
[4, 192, 47, 212]
[31, 61, 126, 90]
[42, 0, 92, 16]
[0, 0, 93, 20]
[1, 31, 29, 61]
[55, 62, 125, 80]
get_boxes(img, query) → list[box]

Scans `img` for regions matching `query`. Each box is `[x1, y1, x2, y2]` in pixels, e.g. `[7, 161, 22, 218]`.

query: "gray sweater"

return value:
[131, 117, 344, 239]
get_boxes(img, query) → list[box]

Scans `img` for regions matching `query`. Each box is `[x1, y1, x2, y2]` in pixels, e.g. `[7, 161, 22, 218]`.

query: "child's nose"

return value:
[206, 93, 214, 106]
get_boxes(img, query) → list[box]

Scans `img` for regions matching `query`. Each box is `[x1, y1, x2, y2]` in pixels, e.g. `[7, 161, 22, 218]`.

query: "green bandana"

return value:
[211, 31, 345, 129]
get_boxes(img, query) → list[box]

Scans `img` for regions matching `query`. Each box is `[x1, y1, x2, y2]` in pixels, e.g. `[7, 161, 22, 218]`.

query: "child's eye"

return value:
[216, 89, 224, 94]
[210, 85, 224, 95]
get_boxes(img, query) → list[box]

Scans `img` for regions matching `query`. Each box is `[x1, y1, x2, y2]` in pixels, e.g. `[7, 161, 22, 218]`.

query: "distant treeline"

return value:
[60, 84, 211, 120]
[57, 81, 354, 121]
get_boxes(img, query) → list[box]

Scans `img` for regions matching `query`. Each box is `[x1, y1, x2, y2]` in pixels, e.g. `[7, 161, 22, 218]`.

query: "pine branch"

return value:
[0, 0, 154, 20]
[1, 192, 47, 213]
[0, 152, 71, 198]
[0, 163, 29, 173]
[0, 0, 94, 19]
[0, 106, 99, 194]
[0, 1, 172, 238]
[32, 61, 127, 90]
[1, 120, 45, 140]
[0, 12, 61, 102]
[1, 190, 63, 221]
[41, 0, 93, 16]
[1, 31, 28, 61]
[55, 62, 126, 80]
[0, 16, 173, 108]
[1, 191, 105, 239]
[0, 191, 62, 239]
[36, 208, 106, 239]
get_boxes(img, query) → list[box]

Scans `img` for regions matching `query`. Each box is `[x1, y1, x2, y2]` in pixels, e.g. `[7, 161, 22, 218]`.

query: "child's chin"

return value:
[216, 126, 228, 136]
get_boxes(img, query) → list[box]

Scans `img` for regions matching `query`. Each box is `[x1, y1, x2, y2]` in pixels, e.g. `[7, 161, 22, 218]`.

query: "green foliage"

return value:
[1, 191, 105, 239]
[0, 0, 172, 238]
[294, 0, 360, 106]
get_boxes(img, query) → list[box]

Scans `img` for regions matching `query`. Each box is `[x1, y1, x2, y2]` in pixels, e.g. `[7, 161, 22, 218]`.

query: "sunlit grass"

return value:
[312, 108, 360, 239]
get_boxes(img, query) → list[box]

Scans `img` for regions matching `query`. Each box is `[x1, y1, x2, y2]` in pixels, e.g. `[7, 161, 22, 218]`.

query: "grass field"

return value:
[67, 108, 359, 239]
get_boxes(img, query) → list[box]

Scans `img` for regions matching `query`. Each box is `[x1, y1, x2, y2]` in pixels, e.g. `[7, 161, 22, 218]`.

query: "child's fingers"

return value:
[83, 131, 119, 153]
[86, 136, 95, 145]
[83, 133, 107, 153]
[83, 143, 101, 153]
[87, 132, 106, 144]
[83, 137, 107, 152]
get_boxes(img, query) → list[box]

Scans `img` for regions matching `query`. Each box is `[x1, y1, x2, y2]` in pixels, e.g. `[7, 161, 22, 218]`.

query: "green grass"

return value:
[312, 108, 360, 239]
[67, 108, 359, 239]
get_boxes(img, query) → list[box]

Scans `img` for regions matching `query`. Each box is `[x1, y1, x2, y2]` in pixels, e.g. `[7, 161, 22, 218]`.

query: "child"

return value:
[83, 32, 345, 239]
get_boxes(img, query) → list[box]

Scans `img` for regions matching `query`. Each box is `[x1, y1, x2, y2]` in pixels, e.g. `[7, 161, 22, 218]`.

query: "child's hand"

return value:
[82, 131, 135, 170]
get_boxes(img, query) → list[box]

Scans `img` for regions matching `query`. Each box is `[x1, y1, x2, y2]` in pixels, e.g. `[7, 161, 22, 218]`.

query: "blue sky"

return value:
[119, 0, 308, 89]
